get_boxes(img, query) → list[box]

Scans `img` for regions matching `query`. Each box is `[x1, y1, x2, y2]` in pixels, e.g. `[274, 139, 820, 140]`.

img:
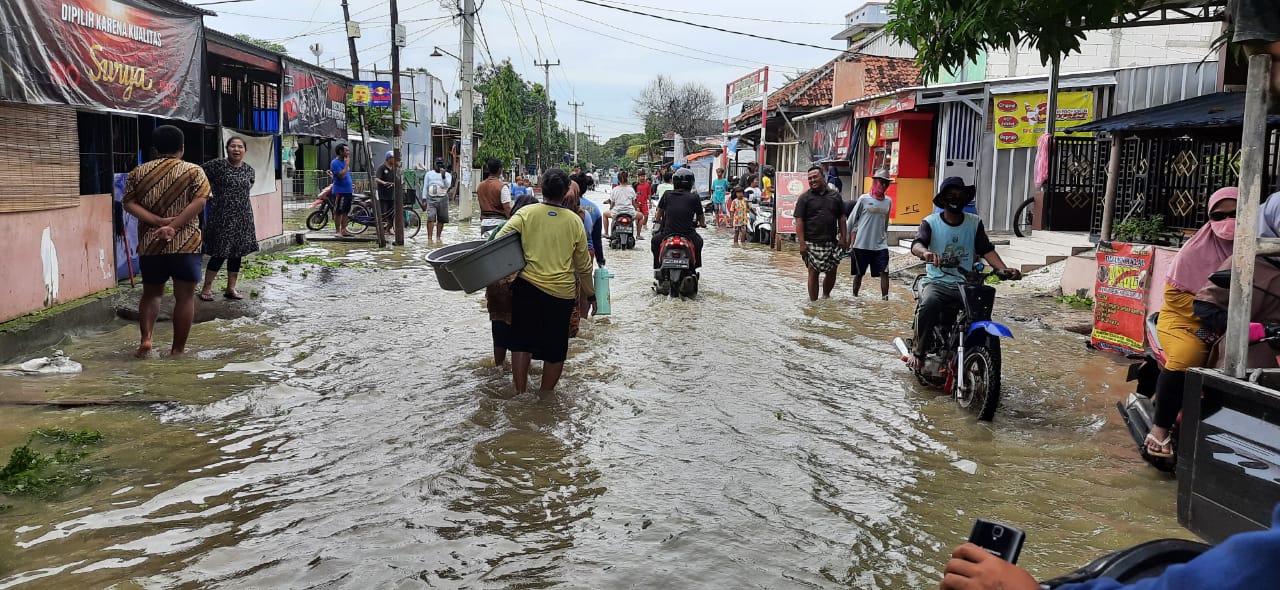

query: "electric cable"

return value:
[568, 0, 848, 52]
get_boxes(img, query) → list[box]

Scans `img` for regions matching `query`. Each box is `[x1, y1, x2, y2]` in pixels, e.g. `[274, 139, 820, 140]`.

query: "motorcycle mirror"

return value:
[1208, 269, 1231, 290]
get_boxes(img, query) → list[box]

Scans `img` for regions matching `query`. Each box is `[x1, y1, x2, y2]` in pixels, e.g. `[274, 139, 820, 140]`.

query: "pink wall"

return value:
[251, 181, 283, 242]
[0, 195, 117, 323]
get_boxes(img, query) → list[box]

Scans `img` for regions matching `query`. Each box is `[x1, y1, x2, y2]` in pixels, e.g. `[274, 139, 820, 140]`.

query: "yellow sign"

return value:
[866, 118, 879, 145]
[992, 91, 1094, 149]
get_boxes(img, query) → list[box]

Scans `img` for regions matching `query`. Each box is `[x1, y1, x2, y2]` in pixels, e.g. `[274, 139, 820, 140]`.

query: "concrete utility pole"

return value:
[340, 0, 386, 247]
[568, 100, 583, 164]
[389, 0, 405, 244]
[458, 0, 477, 220]
[534, 59, 559, 171]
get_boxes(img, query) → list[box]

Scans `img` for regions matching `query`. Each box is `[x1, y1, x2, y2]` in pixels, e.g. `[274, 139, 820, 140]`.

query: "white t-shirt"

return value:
[424, 170, 451, 198]
[610, 185, 637, 214]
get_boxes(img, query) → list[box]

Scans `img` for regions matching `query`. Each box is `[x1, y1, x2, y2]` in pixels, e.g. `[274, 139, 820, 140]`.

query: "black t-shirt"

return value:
[376, 164, 395, 202]
[793, 187, 843, 242]
[658, 189, 702, 237]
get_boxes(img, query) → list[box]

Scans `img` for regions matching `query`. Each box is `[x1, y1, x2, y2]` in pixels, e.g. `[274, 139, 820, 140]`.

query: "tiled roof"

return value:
[732, 55, 919, 126]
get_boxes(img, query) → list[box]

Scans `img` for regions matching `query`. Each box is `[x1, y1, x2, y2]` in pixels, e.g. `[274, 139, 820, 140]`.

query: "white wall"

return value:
[985, 22, 1221, 78]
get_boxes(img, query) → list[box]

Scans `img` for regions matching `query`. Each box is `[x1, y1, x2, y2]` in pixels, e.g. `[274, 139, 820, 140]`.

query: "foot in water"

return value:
[135, 341, 153, 358]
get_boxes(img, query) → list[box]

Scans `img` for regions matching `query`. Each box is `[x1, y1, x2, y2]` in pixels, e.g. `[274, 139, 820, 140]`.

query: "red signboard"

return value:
[1092, 242, 1156, 356]
[0, 0, 208, 121]
[853, 92, 917, 119]
[775, 172, 807, 234]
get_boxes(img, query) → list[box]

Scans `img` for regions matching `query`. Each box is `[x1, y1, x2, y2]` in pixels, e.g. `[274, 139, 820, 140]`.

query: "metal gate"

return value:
[1048, 136, 1107, 232]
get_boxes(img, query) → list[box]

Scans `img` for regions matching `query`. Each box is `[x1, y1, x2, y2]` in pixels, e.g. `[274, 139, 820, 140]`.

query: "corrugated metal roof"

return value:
[1069, 92, 1280, 134]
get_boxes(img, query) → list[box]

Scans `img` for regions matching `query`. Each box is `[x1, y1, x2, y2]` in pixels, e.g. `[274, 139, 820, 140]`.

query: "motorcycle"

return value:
[609, 213, 637, 250]
[893, 257, 1020, 421]
[746, 198, 773, 245]
[654, 235, 699, 298]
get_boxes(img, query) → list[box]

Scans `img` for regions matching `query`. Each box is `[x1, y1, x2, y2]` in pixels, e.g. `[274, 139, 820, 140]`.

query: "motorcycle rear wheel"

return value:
[957, 339, 1002, 421]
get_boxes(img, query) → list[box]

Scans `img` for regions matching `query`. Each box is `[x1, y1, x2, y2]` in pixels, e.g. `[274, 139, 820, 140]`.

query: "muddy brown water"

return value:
[0, 200, 1187, 589]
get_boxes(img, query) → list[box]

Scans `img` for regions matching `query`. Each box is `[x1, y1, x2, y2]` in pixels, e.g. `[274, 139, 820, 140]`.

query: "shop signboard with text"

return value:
[351, 81, 392, 108]
[853, 92, 916, 119]
[0, 0, 208, 121]
[1092, 241, 1155, 356]
[282, 61, 348, 138]
[993, 91, 1094, 149]
[775, 171, 806, 235]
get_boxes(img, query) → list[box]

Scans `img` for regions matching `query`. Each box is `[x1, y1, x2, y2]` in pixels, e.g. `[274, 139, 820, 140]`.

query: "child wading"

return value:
[730, 188, 750, 245]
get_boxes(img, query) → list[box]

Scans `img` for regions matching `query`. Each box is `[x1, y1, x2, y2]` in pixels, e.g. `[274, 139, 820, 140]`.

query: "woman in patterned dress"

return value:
[199, 137, 259, 300]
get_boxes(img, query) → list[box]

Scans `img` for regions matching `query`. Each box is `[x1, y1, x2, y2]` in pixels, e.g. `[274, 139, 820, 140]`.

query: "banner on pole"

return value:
[351, 81, 392, 108]
[1091, 241, 1154, 356]
[775, 171, 807, 234]
[994, 91, 1094, 149]
[0, 0, 209, 122]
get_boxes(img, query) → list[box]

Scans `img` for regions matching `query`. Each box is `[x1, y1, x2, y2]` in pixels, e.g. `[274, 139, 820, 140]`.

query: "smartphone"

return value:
[968, 519, 1025, 564]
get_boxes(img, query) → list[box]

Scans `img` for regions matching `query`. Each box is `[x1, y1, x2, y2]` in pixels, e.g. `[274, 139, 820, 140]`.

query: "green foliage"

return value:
[346, 104, 413, 137]
[1112, 214, 1166, 243]
[884, 0, 1141, 79]
[1057, 294, 1095, 310]
[476, 62, 527, 168]
[33, 428, 103, 446]
[1, 430, 103, 500]
[234, 33, 288, 55]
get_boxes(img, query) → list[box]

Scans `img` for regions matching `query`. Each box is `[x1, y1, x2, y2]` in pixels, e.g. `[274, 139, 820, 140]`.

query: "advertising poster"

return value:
[853, 91, 916, 119]
[282, 61, 348, 138]
[350, 81, 392, 108]
[1092, 241, 1155, 356]
[811, 114, 852, 162]
[994, 91, 1094, 149]
[775, 171, 806, 235]
[0, 0, 208, 121]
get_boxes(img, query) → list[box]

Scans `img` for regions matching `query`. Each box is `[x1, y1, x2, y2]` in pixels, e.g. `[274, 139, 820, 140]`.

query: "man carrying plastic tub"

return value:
[495, 168, 596, 394]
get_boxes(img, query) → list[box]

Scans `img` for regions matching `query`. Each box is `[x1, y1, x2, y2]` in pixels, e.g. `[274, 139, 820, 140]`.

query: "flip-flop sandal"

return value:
[224, 291, 245, 300]
[198, 293, 215, 302]
[1144, 432, 1174, 458]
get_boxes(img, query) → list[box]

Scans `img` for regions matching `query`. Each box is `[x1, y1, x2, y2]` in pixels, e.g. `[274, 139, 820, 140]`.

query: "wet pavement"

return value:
[0, 192, 1189, 589]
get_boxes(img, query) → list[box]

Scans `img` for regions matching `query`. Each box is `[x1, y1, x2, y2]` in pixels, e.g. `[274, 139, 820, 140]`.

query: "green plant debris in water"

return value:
[1057, 294, 1095, 310]
[0, 504, 12, 513]
[0, 430, 103, 499]
[238, 261, 275, 281]
[255, 253, 366, 269]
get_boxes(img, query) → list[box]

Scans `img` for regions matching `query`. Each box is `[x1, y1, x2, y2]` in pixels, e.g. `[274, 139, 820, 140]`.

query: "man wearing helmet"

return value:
[907, 177, 1021, 369]
[651, 167, 706, 270]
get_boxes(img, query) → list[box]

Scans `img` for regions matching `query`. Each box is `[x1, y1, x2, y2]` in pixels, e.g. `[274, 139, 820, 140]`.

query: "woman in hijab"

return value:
[1193, 192, 1280, 370]
[1145, 187, 1238, 458]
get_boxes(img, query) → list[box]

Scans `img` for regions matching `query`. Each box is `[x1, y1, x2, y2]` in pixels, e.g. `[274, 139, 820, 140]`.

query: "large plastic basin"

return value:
[425, 240, 485, 291]
[444, 232, 526, 294]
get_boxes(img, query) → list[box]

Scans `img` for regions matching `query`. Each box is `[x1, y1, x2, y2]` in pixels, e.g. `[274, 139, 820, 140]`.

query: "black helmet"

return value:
[672, 167, 695, 191]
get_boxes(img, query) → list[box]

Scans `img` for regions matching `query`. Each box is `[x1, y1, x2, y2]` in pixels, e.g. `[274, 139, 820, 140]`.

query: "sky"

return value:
[202, 0, 861, 141]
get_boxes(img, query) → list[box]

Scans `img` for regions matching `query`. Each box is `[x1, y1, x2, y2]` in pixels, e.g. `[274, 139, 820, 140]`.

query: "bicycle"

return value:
[348, 197, 422, 239]
[1012, 196, 1035, 238]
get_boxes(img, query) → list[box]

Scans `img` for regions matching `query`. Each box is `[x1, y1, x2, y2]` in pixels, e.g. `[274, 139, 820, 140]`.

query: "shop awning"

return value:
[1068, 92, 1280, 134]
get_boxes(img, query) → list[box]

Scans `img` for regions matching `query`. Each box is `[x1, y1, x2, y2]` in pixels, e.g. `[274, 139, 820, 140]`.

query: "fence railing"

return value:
[284, 170, 372, 200]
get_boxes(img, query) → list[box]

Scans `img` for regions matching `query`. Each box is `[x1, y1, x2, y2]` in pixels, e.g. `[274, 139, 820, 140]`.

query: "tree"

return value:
[883, 0, 1137, 78]
[633, 75, 718, 153]
[475, 61, 526, 167]
[234, 33, 288, 55]
[346, 103, 411, 137]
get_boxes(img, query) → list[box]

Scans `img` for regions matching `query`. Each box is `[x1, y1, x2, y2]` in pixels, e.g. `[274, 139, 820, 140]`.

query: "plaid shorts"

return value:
[802, 240, 847, 273]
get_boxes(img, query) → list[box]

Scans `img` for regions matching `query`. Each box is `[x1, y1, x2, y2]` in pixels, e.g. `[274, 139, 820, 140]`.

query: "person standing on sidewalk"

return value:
[847, 169, 893, 300]
[477, 158, 513, 237]
[794, 165, 848, 301]
[121, 125, 211, 358]
[330, 145, 354, 237]
[198, 136, 258, 302]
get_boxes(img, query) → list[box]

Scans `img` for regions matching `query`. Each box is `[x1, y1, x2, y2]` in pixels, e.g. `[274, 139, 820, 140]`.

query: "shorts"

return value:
[851, 248, 890, 277]
[491, 320, 514, 350]
[139, 253, 203, 285]
[510, 277, 576, 363]
[426, 199, 449, 223]
[480, 218, 504, 235]
[334, 193, 354, 215]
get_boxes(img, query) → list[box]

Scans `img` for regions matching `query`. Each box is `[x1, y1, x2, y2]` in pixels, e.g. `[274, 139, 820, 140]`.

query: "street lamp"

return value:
[430, 46, 460, 61]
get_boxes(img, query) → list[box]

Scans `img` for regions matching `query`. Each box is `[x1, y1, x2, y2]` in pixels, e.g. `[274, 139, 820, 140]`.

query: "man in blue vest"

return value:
[907, 177, 1020, 368]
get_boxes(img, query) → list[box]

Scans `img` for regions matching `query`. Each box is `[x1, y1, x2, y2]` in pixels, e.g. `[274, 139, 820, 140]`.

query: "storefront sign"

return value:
[282, 61, 348, 138]
[727, 68, 767, 106]
[866, 119, 879, 145]
[775, 171, 806, 235]
[880, 119, 900, 140]
[853, 92, 916, 119]
[994, 91, 1094, 149]
[0, 0, 208, 121]
[811, 114, 852, 162]
[351, 81, 392, 108]
[1092, 241, 1155, 356]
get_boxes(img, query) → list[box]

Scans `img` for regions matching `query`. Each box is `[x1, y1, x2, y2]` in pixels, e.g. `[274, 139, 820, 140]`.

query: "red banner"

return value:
[0, 0, 208, 122]
[775, 172, 808, 234]
[1092, 242, 1155, 355]
[282, 61, 349, 138]
[853, 91, 916, 119]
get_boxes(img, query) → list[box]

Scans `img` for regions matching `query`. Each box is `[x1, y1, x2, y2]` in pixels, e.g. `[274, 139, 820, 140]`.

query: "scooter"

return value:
[654, 235, 699, 298]
[746, 198, 773, 245]
[893, 257, 1020, 421]
[609, 213, 636, 250]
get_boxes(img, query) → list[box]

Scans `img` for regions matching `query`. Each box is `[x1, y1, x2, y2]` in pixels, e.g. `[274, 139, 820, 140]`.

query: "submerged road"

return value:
[0, 193, 1186, 589]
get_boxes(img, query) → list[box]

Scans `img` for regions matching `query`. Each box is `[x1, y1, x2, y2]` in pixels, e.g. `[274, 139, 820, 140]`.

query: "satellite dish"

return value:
[309, 43, 323, 58]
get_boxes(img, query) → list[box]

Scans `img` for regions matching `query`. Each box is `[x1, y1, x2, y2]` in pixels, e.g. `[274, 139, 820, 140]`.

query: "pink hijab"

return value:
[1166, 187, 1238, 293]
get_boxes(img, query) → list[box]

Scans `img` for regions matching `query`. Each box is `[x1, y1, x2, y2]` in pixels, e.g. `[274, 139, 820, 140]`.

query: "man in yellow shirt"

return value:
[496, 168, 596, 393]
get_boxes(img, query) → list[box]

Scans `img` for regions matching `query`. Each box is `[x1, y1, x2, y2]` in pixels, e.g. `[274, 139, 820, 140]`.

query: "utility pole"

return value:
[340, 0, 385, 247]
[458, 0, 477, 220]
[536, 107, 543, 177]
[568, 100, 583, 165]
[389, 0, 405, 244]
[533, 59, 559, 172]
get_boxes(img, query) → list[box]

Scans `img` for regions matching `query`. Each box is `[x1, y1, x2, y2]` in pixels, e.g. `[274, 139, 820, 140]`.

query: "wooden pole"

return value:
[340, 0, 385, 247]
[1099, 135, 1121, 241]
[390, 0, 405, 245]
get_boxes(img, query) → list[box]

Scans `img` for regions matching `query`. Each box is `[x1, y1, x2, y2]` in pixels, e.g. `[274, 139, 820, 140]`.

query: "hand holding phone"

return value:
[968, 519, 1026, 564]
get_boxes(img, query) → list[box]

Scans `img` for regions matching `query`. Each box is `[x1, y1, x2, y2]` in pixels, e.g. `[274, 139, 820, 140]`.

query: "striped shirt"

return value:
[123, 158, 212, 255]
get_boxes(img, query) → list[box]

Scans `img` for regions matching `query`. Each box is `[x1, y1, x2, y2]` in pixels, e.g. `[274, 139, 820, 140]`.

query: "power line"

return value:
[593, 0, 841, 26]
[475, 14, 497, 66]
[569, 0, 847, 52]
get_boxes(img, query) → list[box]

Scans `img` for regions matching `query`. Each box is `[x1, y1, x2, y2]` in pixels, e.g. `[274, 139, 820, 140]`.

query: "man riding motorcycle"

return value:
[651, 167, 706, 271]
[908, 177, 1021, 369]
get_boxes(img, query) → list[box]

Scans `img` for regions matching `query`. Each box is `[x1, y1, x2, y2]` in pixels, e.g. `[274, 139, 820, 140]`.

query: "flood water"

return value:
[0, 193, 1189, 589]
